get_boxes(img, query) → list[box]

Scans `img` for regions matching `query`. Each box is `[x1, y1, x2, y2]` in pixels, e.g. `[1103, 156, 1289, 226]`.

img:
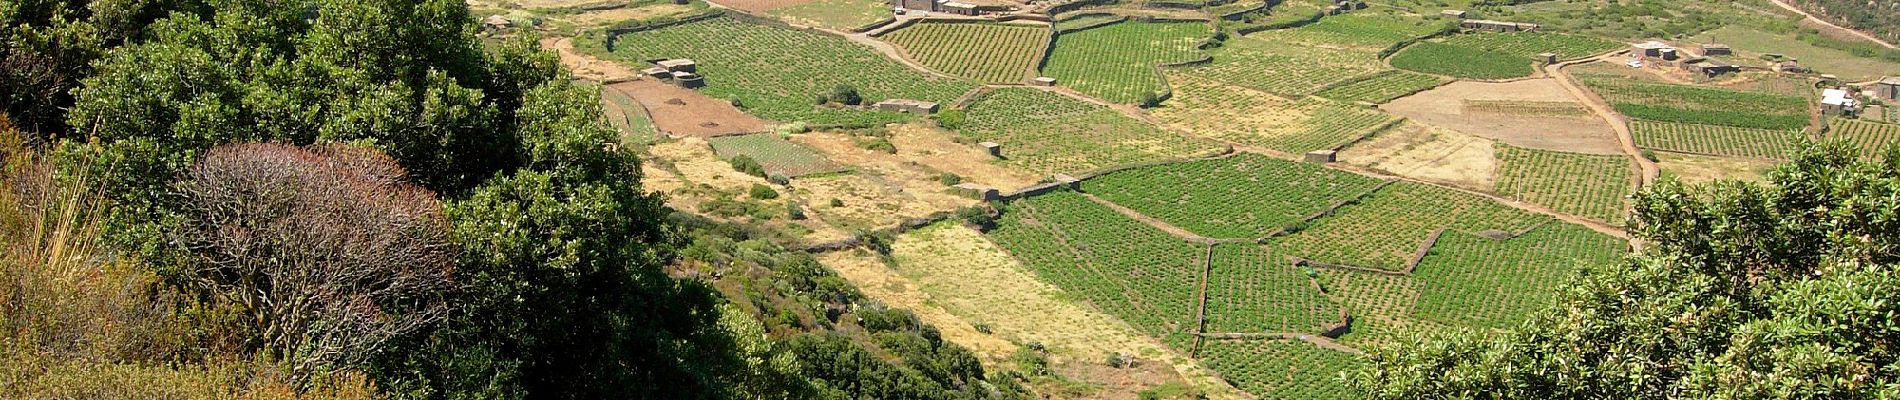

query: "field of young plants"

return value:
[1268, 182, 1546, 270]
[1313, 70, 1447, 104]
[1154, 74, 1400, 154]
[1462, 99, 1591, 117]
[609, 17, 975, 126]
[1042, 20, 1209, 103]
[707, 133, 848, 177]
[599, 84, 659, 144]
[1576, 74, 1810, 130]
[1248, 13, 1447, 51]
[1081, 153, 1385, 239]
[1411, 223, 1626, 329]
[1630, 120, 1804, 159]
[986, 191, 1206, 339]
[1827, 119, 1900, 159]
[1178, 32, 1385, 97]
[1204, 244, 1343, 334]
[1391, 32, 1619, 79]
[1198, 339, 1365, 400]
[882, 22, 1051, 83]
[959, 88, 1222, 174]
[1314, 268, 1426, 347]
[1495, 146, 1633, 223]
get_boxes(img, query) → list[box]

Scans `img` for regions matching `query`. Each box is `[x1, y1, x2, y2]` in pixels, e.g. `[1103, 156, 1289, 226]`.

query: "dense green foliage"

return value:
[1360, 144, 1900, 399]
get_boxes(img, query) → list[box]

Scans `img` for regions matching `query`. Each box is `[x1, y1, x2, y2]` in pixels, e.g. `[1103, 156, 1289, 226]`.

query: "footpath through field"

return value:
[1766, 0, 1897, 49]
[1546, 52, 1660, 192]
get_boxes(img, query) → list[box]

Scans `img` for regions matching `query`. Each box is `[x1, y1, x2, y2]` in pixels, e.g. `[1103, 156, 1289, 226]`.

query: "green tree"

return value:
[1358, 143, 1900, 399]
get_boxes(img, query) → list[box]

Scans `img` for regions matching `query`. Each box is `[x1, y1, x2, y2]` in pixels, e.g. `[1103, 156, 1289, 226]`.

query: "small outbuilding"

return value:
[1776, 61, 1808, 74]
[1538, 52, 1558, 64]
[952, 183, 1001, 201]
[1303, 150, 1337, 163]
[1030, 77, 1057, 86]
[892, 0, 933, 10]
[641, 67, 672, 79]
[979, 141, 1002, 158]
[1440, 9, 1467, 19]
[939, 0, 978, 15]
[1632, 41, 1672, 58]
[1877, 76, 1900, 100]
[1699, 43, 1732, 56]
[1685, 59, 1739, 77]
[657, 59, 697, 73]
[673, 72, 705, 88]
[1822, 88, 1857, 115]
[874, 99, 939, 114]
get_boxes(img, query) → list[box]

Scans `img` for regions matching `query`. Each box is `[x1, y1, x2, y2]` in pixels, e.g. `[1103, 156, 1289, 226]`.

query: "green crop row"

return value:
[1042, 20, 1208, 103]
[1314, 69, 1447, 104]
[884, 22, 1050, 83]
[1495, 145, 1633, 223]
[987, 191, 1206, 338]
[1083, 153, 1385, 239]
[1267, 182, 1546, 271]
[1199, 339, 1365, 400]
[1205, 244, 1343, 334]
[1630, 120, 1804, 159]
[1412, 223, 1626, 329]
[1827, 118, 1900, 159]
[1180, 29, 1386, 97]
[959, 88, 1223, 174]
[1578, 74, 1810, 130]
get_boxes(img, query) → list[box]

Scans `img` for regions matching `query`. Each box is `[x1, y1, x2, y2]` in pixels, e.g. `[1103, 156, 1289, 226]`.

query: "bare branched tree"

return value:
[175, 143, 454, 381]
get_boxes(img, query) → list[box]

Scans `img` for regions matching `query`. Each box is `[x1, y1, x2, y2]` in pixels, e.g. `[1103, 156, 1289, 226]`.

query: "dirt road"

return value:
[1545, 53, 1660, 190]
[1766, 0, 1896, 49]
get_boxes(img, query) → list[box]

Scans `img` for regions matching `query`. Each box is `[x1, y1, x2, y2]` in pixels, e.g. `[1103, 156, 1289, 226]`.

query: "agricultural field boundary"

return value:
[1079, 193, 1254, 244]
[1191, 243, 1215, 353]
[997, 145, 1237, 200]
[1014, 197, 1196, 333]
[1545, 53, 1661, 191]
[1193, 334, 1362, 356]
[1253, 179, 1398, 241]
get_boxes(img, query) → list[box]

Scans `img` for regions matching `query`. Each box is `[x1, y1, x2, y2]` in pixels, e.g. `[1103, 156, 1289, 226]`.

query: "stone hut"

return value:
[1632, 41, 1672, 58]
[892, 0, 933, 10]
[1699, 43, 1731, 56]
[657, 59, 697, 73]
[1685, 59, 1738, 77]
[673, 72, 705, 88]
[1776, 61, 1808, 74]
[1538, 52, 1558, 64]
[1303, 150, 1337, 163]
[641, 67, 672, 79]
[1440, 9, 1467, 19]
[1877, 77, 1900, 100]
[939, 0, 979, 15]
[874, 99, 939, 114]
[1030, 77, 1057, 86]
[979, 141, 1002, 158]
[1657, 48, 1679, 61]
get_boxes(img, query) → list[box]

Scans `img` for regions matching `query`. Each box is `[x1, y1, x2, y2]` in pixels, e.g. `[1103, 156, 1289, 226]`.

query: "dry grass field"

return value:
[1383, 79, 1622, 155]
[1338, 122, 1498, 192]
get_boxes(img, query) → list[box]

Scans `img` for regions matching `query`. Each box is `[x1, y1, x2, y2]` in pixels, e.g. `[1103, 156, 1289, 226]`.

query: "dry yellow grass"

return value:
[1340, 122, 1498, 192]
[1654, 151, 1775, 185]
[793, 173, 968, 232]
[793, 124, 1043, 192]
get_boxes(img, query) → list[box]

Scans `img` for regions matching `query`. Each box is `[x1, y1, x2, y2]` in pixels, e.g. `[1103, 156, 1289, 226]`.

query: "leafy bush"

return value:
[728, 155, 767, 177]
[830, 85, 863, 106]
[749, 183, 780, 200]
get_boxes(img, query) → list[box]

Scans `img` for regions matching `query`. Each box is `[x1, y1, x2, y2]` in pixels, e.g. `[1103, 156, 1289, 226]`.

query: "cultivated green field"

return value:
[609, 17, 974, 126]
[1082, 153, 1385, 239]
[1205, 244, 1343, 334]
[1412, 223, 1626, 329]
[1630, 120, 1805, 159]
[1495, 146, 1633, 223]
[987, 191, 1205, 343]
[883, 22, 1050, 83]
[1576, 74, 1810, 131]
[1268, 182, 1546, 271]
[1181, 15, 1437, 97]
[1390, 33, 1620, 80]
[1828, 118, 1900, 159]
[959, 88, 1223, 174]
[599, 84, 659, 144]
[1314, 69, 1447, 104]
[1155, 73, 1401, 154]
[1198, 339, 1365, 400]
[1042, 20, 1208, 103]
[1248, 13, 1447, 50]
[707, 133, 847, 177]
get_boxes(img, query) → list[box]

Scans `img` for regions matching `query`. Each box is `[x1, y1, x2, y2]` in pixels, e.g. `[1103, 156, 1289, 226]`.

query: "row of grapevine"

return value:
[1314, 269, 1428, 348]
[610, 17, 976, 126]
[1314, 69, 1448, 104]
[1630, 120, 1804, 159]
[883, 22, 1050, 83]
[1827, 118, 1900, 159]
[1179, 34, 1385, 97]
[1576, 74, 1810, 130]
[1082, 153, 1385, 239]
[1411, 223, 1626, 329]
[1494, 145, 1634, 223]
[1247, 13, 1449, 51]
[1042, 20, 1209, 103]
[1267, 182, 1547, 271]
[1204, 244, 1343, 334]
[960, 88, 1223, 174]
[986, 191, 1207, 338]
[707, 133, 848, 177]
[1154, 73, 1400, 154]
[1199, 339, 1365, 400]
[1462, 99, 1591, 117]
[1390, 32, 1619, 80]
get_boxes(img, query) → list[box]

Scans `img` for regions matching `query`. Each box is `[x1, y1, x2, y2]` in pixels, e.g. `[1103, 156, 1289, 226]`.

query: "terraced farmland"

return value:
[1392, 32, 1619, 80]
[883, 22, 1050, 83]
[960, 88, 1223, 174]
[1630, 120, 1804, 159]
[1248, 13, 1448, 50]
[1204, 244, 1343, 334]
[599, 84, 659, 144]
[1082, 153, 1386, 239]
[1316, 269, 1427, 347]
[1154, 73, 1400, 154]
[987, 191, 1206, 340]
[1179, 33, 1385, 97]
[1314, 70, 1447, 104]
[1495, 146, 1633, 223]
[1198, 339, 1365, 400]
[1042, 20, 1208, 103]
[1412, 223, 1625, 329]
[609, 17, 974, 126]
[1462, 99, 1591, 117]
[1268, 182, 1546, 271]
[1577, 74, 1810, 130]
[708, 133, 848, 177]
[1827, 118, 1900, 159]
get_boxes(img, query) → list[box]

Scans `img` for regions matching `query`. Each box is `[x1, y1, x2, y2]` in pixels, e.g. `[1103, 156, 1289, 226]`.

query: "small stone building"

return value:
[875, 99, 939, 114]
[641, 67, 672, 79]
[1776, 61, 1808, 74]
[1632, 41, 1672, 58]
[1877, 77, 1900, 100]
[939, 0, 978, 15]
[1822, 88, 1856, 116]
[1685, 59, 1738, 77]
[892, 0, 933, 10]
[979, 141, 1002, 158]
[1538, 52, 1558, 64]
[657, 59, 697, 73]
[1440, 9, 1467, 19]
[952, 183, 1001, 201]
[1030, 77, 1057, 86]
[1304, 150, 1337, 163]
[1699, 43, 1732, 56]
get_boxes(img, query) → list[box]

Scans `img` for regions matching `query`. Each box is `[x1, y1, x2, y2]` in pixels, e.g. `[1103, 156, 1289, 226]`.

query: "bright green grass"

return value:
[1495, 145, 1633, 223]
[609, 17, 974, 126]
[1042, 20, 1208, 103]
[1082, 153, 1385, 239]
[959, 88, 1223, 174]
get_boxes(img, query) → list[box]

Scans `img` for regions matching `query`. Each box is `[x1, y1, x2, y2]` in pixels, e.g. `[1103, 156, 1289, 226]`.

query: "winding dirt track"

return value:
[1766, 0, 1897, 49]
[1545, 52, 1660, 190]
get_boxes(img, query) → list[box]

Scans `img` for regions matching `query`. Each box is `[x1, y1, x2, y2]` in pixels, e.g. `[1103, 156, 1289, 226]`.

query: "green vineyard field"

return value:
[1391, 32, 1620, 80]
[1268, 182, 1546, 270]
[1155, 73, 1400, 154]
[1577, 74, 1810, 130]
[1082, 153, 1385, 239]
[1249, 13, 1448, 51]
[987, 191, 1206, 339]
[1198, 339, 1364, 400]
[609, 17, 975, 126]
[1630, 120, 1804, 159]
[883, 22, 1050, 83]
[1495, 145, 1633, 223]
[960, 88, 1222, 174]
[1042, 20, 1208, 103]
[1827, 118, 1900, 159]
[1314, 70, 1447, 104]
[1204, 244, 1343, 334]
[707, 133, 848, 177]
[1412, 223, 1626, 329]
[1462, 99, 1591, 117]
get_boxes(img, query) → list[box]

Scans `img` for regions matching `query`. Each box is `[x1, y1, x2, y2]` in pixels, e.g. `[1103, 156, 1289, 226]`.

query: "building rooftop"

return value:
[1632, 41, 1672, 50]
[1822, 89, 1855, 106]
[1881, 76, 1900, 85]
[657, 59, 696, 67]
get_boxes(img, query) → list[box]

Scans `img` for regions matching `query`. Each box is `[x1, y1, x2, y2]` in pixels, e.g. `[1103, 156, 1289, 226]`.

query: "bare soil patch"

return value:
[792, 124, 1043, 192]
[709, 0, 813, 13]
[607, 79, 771, 138]
[1383, 79, 1623, 155]
[1654, 152, 1775, 185]
[541, 37, 638, 82]
[1339, 121, 1498, 192]
[565, 4, 698, 26]
[794, 174, 970, 232]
